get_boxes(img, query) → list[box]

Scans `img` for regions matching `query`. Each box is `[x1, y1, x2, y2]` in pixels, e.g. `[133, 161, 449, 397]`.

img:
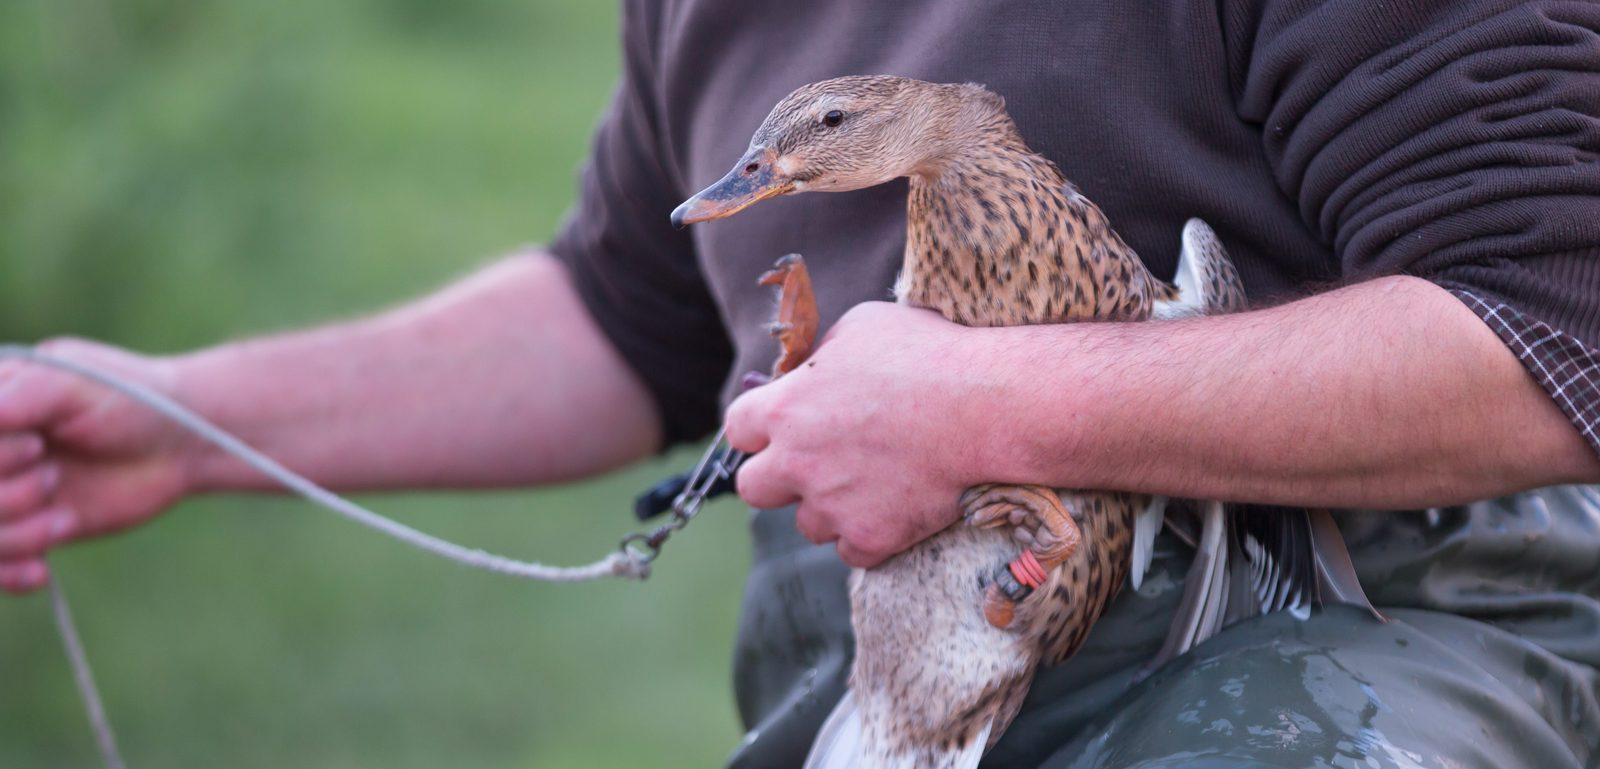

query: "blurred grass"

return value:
[0, 2, 751, 767]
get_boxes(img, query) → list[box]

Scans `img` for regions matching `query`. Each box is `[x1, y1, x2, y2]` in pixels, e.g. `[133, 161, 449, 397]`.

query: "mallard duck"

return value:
[675, 76, 1374, 769]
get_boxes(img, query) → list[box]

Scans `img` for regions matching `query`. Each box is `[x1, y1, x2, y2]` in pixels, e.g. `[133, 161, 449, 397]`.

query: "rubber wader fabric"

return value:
[727, 486, 1600, 768]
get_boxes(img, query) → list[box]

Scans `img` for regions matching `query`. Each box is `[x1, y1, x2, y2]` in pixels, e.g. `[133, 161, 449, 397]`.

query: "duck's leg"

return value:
[962, 483, 1082, 629]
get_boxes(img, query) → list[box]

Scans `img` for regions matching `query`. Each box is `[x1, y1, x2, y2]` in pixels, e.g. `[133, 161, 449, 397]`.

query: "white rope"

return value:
[0, 346, 649, 582]
[1, 343, 653, 768]
[48, 575, 125, 769]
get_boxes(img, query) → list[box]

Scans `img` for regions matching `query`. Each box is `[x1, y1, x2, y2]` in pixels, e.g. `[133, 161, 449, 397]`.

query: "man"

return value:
[4, 1, 1599, 766]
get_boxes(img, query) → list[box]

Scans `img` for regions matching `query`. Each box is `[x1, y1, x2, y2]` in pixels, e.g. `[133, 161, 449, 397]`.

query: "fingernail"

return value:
[40, 464, 61, 495]
[49, 510, 76, 542]
[23, 561, 48, 586]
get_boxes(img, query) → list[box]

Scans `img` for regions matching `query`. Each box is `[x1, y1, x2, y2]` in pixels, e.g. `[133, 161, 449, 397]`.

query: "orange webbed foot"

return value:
[962, 484, 1082, 629]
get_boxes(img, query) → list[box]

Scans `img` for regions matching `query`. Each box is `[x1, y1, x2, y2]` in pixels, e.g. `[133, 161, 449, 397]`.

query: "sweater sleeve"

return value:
[546, 0, 731, 446]
[1226, 0, 1600, 454]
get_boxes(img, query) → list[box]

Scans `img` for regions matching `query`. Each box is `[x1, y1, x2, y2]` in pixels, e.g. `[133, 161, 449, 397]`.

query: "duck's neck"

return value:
[909, 122, 1057, 214]
[898, 120, 1108, 326]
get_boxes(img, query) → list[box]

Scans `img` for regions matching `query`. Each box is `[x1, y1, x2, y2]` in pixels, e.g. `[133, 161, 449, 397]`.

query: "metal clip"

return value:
[617, 425, 745, 567]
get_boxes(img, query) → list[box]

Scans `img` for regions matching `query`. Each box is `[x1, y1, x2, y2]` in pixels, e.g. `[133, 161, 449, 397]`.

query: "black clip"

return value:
[634, 472, 691, 521]
[632, 461, 739, 521]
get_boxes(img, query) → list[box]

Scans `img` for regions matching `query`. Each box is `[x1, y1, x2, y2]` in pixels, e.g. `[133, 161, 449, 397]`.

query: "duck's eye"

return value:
[821, 110, 845, 128]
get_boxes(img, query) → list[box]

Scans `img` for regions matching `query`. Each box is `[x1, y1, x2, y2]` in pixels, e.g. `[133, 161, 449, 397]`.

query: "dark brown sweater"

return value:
[552, 0, 1600, 455]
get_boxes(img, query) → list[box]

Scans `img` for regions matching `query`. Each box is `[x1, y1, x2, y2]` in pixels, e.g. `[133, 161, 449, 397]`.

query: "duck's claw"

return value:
[983, 581, 1020, 629]
[962, 483, 1082, 629]
[961, 484, 1080, 565]
[757, 254, 820, 377]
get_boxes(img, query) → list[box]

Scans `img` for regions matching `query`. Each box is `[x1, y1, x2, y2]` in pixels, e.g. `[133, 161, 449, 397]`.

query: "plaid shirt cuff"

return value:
[1449, 289, 1600, 458]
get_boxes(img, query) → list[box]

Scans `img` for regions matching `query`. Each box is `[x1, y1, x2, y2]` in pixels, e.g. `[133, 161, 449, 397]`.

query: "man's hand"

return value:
[0, 339, 195, 593]
[727, 303, 996, 568]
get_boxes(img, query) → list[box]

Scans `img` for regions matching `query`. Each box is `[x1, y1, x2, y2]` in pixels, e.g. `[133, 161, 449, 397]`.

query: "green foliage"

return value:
[0, 2, 748, 767]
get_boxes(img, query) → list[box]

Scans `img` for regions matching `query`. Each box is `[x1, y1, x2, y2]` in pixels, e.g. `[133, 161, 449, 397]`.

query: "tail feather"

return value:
[954, 723, 991, 769]
[802, 691, 991, 769]
[804, 692, 864, 769]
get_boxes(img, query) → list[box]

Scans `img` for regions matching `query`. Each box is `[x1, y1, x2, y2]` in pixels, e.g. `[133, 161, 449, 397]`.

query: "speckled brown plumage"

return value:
[898, 132, 1171, 327]
[676, 75, 1211, 769]
[879, 78, 1164, 760]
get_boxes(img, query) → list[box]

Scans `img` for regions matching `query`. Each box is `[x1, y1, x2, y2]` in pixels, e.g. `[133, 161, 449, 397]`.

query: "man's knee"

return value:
[1039, 607, 1584, 769]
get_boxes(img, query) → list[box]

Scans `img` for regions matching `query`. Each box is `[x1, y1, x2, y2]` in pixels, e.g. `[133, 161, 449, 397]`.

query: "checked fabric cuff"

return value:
[1450, 289, 1600, 459]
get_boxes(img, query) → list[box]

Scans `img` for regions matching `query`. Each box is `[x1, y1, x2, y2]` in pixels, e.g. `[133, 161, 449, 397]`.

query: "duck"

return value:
[673, 75, 1376, 769]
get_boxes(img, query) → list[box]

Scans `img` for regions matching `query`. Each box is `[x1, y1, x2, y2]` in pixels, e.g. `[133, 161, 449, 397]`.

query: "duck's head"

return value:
[671, 76, 1005, 228]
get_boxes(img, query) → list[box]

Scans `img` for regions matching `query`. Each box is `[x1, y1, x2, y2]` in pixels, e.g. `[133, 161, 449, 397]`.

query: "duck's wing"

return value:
[1131, 218, 1246, 591]
[1229, 507, 1383, 623]
[1308, 508, 1385, 621]
[1141, 505, 1307, 674]
[1144, 502, 1237, 670]
[1143, 505, 1383, 677]
[1138, 221, 1379, 676]
[1235, 507, 1315, 619]
[1129, 495, 1168, 591]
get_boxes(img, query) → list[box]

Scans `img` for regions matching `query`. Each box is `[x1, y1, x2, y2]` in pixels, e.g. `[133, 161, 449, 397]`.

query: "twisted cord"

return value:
[48, 576, 125, 769]
[0, 346, 649, 582]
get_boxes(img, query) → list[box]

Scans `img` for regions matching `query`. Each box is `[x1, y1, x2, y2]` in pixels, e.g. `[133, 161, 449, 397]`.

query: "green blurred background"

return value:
[0, 2, 753, 767]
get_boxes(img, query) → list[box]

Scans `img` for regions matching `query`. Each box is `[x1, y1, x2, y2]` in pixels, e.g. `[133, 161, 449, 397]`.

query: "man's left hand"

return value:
[727, 302, 1005, 568]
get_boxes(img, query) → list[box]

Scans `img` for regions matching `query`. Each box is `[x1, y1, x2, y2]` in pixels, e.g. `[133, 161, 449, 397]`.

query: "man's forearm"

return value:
[726, 275, 1600, 566]
[175, 251, 662, 492]
[985, 276, 1600, 508]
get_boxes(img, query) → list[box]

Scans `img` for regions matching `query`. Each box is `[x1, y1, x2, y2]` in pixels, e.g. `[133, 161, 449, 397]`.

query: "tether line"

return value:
[48, 575, 125, 769]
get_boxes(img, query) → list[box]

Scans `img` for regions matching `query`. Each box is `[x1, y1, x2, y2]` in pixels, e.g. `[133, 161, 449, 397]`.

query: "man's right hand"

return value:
[0, 338, 196, 594]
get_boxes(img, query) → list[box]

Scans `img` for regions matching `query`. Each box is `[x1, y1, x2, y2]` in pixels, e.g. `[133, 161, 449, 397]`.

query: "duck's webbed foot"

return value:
[962, 483, 1081, 630]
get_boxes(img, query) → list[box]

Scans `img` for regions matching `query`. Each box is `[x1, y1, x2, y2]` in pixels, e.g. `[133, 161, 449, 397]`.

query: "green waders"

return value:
[727, 486, 1600, 768]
